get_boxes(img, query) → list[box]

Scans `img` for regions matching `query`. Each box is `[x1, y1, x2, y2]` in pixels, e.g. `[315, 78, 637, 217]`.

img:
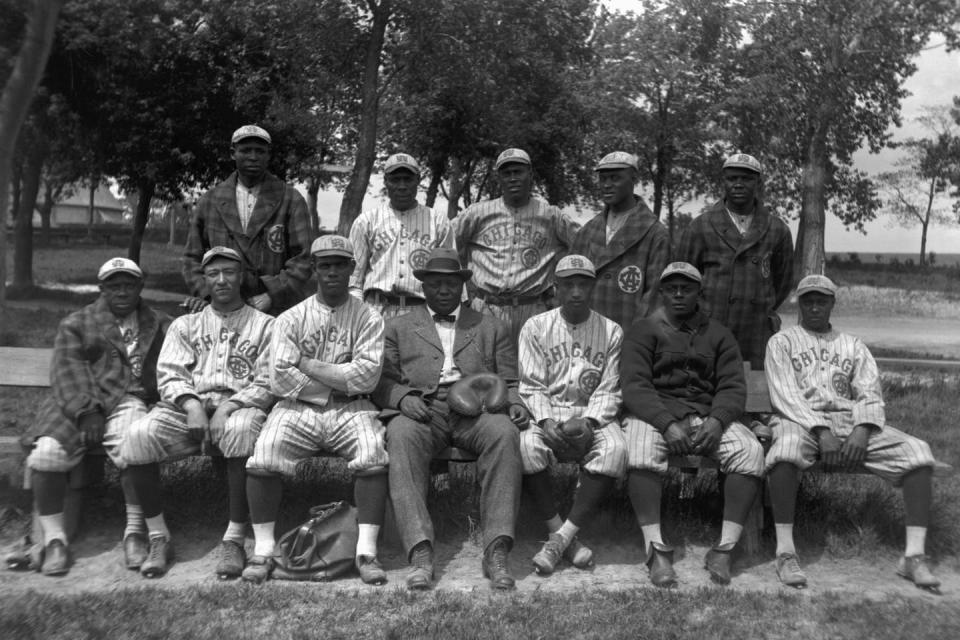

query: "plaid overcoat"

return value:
[183, 172, 314, 314]
[677, 200, 794, 369]
[570, 197, 670, 330]
[22, 297, 170, 456]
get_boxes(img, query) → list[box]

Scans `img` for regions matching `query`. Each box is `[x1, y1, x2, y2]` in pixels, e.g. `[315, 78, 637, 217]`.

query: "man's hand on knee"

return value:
[840, 424, 872, 468]
[399, 394, 431, 423]
[815, 427, 842, 468]
[692, 417, 722, 455]
[78, 412, 106, 446]
[664, 422, 693, 456]
[210, 401, 240, 439]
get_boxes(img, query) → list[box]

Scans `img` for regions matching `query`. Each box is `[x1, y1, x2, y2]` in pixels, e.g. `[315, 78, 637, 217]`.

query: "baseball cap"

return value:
[595, 151, 638, 172]
[722, 152, 762, 175]
[201, 246, 243, 268]
[555, 255, 596, 279]
[494, 148, 531, 170]
[310, 234, 354, 259]
[98, 257, 143, 281]
[659, 262, 702, 284]
[413, 247, 473, 281]
[384, 153, 420, 175]
[231, 125, 272, 145]
[796, 274, 838, 297]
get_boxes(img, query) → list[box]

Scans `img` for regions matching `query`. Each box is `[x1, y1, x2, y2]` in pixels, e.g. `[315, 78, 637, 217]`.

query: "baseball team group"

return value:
[12, 124, 941, 593]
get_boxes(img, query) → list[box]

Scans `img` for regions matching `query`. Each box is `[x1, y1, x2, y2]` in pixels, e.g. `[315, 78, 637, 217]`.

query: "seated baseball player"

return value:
[765, 274, 940, 590]
[518, 255, 627, 575]
[21, 258, 169, 577]
[243, 235, 390, 586]
[373, 247, 530, 591]
[621, 262, 763, 587]
[121, 247, 274, 579]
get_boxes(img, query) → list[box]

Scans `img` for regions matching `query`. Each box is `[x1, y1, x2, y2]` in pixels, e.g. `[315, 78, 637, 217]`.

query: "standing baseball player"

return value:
[571, 151, 669, 329]
[518, 255, 626, 575]
[764, 275, 940, 590]
[121, 247, 274, 579]
[455, 148, 580, 341]
[373, 247, 530, 591]
[183, 124, 315, 315]
[677, 153, 793, 369]
[242, 235, 390, 586]
[20, 258, 169, 576]
[620, 262, 763, 587]
[349, 152, 452, 319]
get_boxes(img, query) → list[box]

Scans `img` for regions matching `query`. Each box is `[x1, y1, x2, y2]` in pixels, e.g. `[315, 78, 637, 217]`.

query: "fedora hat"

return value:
[413, 247, 473, 281]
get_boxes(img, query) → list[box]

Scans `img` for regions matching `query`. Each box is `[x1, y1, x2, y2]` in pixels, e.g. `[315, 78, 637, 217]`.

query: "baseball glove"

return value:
[446, 373, 510, 417]
[552, 417, 595, 463]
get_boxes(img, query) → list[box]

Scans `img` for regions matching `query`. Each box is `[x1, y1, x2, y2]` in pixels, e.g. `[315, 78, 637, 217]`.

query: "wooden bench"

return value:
[1, 346, 953, 556]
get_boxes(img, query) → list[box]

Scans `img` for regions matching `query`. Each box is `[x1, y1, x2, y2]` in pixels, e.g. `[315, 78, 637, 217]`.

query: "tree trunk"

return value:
[11, 139, 46, 293]
[424, 161, 443, 208]
[919, 219, 928, 267]
[797, 112, 832, 277]
[38, 180, 54, 244]
[127, 180, 155, 264]
[87, 179, 96, 237]
[305, 174, 320, 233]
[0, 0, 64, 309]
[446, 157, 468, 220]
[336, 0, 392, 235]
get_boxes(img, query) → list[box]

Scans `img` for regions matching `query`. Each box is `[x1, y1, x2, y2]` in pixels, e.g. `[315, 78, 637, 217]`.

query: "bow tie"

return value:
[433, 314, 456, 324]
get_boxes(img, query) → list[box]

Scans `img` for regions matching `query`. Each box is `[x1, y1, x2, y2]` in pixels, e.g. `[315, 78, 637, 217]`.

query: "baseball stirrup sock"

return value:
[545, 515, 564, 533]
[39, 513, 67, 546]
[223, 521, 247, 544]
[640, 524, 663, 555]
[252, 522, 276, 557]
[145, 514, 170, 541]
[124, 504, 145, 538]
[905, 526, 927, 557]
[774, 523, 796, 556]
[356, 524, 380, 558]
[556, 521, 579, 547]
[719, 520, 743, 547]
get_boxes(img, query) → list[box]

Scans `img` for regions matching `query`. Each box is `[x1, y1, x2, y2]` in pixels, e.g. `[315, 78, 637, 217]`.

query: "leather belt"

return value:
[475, 290, 548, 307]
[366, 290, 426, 307]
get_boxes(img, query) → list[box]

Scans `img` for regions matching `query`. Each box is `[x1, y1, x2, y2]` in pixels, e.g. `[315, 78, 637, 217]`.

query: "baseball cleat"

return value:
[406, 541, 434, 590]
[646, 541, 677, 588]
[704, 543, 735, 585]
[563, 537, 595, 569]
[140, 535, 173, 578]
[241, 555, 275, 584]
[356, 555, 387, 586]
[897, 555, 941, 592]
[532, 533, 567, 575]
[123, 532, 149, 570]
[776, 553, 807, 588]
[482, 537, 516, 590]
[215, 539, 246, 580]
[5, 535, 42, 572]
[41, 539, 70, 577]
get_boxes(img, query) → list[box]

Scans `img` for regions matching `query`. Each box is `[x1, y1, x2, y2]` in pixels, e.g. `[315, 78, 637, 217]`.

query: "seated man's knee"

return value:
[26, 437, 77, 473]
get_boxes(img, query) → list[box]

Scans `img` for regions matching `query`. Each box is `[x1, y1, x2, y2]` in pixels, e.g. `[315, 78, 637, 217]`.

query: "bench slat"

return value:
[0, 347, 52, 387]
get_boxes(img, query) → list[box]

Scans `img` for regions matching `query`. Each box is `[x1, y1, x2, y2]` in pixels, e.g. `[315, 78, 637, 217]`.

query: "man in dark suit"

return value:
[373, 248, 530, 591]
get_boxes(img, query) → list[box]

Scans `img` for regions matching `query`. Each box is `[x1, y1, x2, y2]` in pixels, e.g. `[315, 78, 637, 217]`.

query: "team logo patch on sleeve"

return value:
[410, 249, 430, 270]
[521, 248, 540, 268]
[617, 265, 643, 293]
[227, 355, 253, 379]
[578, 369, 601, 396]
[761, 252, 772, 278]
[267, 224, 286, 253]
[831, 372, 851, 398]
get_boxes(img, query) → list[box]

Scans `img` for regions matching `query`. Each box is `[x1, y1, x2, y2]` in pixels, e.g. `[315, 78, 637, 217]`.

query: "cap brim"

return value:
[594, 163, 635, 171]
[413, 268, 473, 281]
[797, 286, 835, 296]
[385, 164, 420, 174]
[312, 250, 354, 259]
[722, 162, 760, 173]
[100, 268, 143, 281]
[556, 269, 596, 279]
[232, 135, 271, 145]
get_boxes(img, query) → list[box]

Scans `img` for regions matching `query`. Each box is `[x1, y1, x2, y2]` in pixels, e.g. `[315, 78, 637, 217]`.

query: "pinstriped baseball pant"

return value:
[246, 397, 388, 477]
[26, 395, 148, 473]
[623, 415, 764, 477]
[520, 421, 627, 477]
[119, 401, 268, 464]
[765, 417, 935, 487]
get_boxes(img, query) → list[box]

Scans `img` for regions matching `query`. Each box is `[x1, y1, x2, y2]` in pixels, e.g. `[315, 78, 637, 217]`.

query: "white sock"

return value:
[775, 523, 796, 556]
[145, 514, 170, 541]
[252, 522, 276, 557]
[545, 515, 564, 533]
[223, 521, 247, 544]
[905, 526, 927, 557]
[39, 513, 67, 546]
[356, 524, 381, 559]
[640, 524, 663, 556]
[719, 520, 743, 547]
[124, 504, 145, 538]
[556, 520, 579, 547]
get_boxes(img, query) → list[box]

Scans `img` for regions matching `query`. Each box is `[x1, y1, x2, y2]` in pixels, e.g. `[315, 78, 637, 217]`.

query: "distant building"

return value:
[30, 182, 127, 227]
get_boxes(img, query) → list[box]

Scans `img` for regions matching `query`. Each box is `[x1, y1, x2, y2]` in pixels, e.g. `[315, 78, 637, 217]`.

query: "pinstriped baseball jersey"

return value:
[455, 197, 579, 296]
[349, 202, 452, 299]
[764, 325, 886, 435]
[158, 304, 274, 411]
[518, 308, 622, 426]
[270, 294, 384, 405]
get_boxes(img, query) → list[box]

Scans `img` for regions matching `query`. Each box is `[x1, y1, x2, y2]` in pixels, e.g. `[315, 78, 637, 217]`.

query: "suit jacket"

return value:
[183, 171, 315, 313]
[372, 305, 523, 420]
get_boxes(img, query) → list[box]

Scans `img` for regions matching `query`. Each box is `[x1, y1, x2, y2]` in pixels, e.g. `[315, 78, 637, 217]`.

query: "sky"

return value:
[310, 6, 960, 257]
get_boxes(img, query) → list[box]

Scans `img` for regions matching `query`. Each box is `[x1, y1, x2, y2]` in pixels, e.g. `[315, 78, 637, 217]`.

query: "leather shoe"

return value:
[140, 535, 173, 578]
[646, 541, 677, 588]
[704, 543, 735, 585]
[41, 539, 70, 577]
[406, 541, 434, 590]
[482, 536, 515, 590]
[215, 540, 246, 580]
[356, 555, 387, 586]
[123, 532, 149, 570]
[897, 555, 941, 590]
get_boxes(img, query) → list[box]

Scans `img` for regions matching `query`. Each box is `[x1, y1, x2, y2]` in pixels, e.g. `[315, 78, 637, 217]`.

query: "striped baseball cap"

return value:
[98, 257, 143, 281]
[495, 148, 531, 170]
[311, 234, 354, 259]
[384, 153, 420, 175]
[659, 262, 702, 284]
[595, 151, 638, 171]
[201, 246, 242, 268]
[722, 152, 761, 174]
[555, 254, 596, 279]
[231, 125, 271, 145]
[796, 274, 837, 297]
